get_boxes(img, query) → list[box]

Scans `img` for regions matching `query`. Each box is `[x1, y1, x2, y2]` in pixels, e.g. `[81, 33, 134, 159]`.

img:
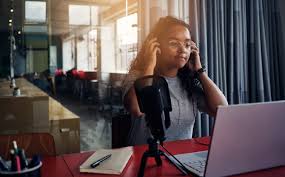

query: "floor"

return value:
[55, 93, 113, 151]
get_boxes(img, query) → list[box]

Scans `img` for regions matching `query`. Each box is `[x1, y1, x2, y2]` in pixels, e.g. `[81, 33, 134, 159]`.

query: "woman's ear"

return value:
[156, 47, 161, 56]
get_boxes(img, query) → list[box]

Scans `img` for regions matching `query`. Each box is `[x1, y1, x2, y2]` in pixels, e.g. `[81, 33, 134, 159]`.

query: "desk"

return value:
[0, 78, 49, 133]
[41, 156, 73, 177]
[41, 137, 285, 177]
[49, 97, 80, 155]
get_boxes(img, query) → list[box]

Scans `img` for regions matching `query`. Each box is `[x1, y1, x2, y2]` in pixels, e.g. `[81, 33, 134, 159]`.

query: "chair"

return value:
[108, 73, 126, 114]
[0, 133, 56, 160]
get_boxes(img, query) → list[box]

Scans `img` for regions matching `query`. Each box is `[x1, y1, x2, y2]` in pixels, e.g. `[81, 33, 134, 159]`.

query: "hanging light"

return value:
[10, 9, 14, 13]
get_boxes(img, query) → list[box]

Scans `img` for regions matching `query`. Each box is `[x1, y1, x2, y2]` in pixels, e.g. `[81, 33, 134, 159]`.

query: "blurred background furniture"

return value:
[0, 78, 80, 155]
[103, 72, 126, 115]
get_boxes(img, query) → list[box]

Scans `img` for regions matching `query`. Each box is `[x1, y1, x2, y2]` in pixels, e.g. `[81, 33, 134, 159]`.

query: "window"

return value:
[76, 31, 97, 71]
[116, 13, 138, 72]
[77, 34, 88, 70]
[62, 38, 75, 72]
[88, 30, 97, 70]
[66, 5, 98, 71]
[69, 5, 90, 25]
[91, 6, 99, 26]
[69, 5, 98, 26]
[25, 1, 47, 23]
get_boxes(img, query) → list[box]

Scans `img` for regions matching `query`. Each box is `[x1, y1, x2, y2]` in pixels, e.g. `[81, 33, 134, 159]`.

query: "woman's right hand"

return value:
[143, 37, 161, 74]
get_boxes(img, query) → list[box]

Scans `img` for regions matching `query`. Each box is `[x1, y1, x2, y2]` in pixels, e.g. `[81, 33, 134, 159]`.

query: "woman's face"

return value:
[158, 25, 191, 71]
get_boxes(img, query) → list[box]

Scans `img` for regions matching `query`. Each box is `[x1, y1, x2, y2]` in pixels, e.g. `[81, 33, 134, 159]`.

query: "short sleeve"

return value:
[122, 70, 141, 100]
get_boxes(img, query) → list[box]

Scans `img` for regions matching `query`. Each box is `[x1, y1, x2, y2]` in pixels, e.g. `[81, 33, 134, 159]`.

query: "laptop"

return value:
[175, 101, 285, 177]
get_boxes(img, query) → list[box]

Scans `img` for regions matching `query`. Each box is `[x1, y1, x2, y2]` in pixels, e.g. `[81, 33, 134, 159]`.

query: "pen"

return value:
[15, 155, 21, 172]
[12, 141, 18, 154]
[18, 149, 28, 169]
[90, 154, 112, 168]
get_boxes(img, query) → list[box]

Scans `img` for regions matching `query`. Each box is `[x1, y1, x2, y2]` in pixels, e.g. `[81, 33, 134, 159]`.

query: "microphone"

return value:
[134, 75, 172, 142]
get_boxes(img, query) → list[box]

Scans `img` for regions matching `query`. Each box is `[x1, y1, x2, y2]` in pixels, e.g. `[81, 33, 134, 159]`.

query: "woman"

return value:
[122, 16, 228, 145]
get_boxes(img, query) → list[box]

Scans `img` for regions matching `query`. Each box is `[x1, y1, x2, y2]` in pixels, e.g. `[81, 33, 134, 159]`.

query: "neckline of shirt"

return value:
[164, 76, 179, 83]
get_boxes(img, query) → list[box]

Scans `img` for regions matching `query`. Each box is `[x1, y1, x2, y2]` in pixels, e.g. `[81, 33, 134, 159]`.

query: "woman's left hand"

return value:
[188, 41, 202, 72]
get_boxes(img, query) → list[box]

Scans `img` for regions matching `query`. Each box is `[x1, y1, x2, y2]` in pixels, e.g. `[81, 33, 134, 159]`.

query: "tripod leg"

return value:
[154, 154, 162, 166]
[138, 152, 148, 177]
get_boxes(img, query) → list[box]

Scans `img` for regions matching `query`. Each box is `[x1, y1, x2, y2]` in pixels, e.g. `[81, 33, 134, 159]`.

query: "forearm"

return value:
[123, 66, 154, 118]
[198, 72, 228, 116]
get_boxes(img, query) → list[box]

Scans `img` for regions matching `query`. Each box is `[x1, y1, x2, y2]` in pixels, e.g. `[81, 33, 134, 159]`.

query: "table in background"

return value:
[0, 78, 80, 155]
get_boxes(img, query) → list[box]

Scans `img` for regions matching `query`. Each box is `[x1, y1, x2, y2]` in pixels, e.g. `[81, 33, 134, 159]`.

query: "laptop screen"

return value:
[205, 101, 285, 177]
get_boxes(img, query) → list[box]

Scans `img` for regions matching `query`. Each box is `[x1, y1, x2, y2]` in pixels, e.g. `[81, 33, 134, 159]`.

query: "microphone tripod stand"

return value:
[137, 137, 188, 177]
[134, 76, 189, 177]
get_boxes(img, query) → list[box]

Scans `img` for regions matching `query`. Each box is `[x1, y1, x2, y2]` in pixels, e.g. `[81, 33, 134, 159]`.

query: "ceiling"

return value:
[0, 0, 135, 35]
[67, 0, 124, 6]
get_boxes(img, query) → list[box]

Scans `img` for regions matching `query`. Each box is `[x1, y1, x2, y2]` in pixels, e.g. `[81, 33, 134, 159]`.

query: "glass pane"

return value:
[25, 1, 46, 23]
[91, 6, 99, 26]
[62, 39, 75, 72]
[89, 29, 97, 70]
[116, 13, 138, 45]
[116, 13, 138, 72]
[77, 34, 88, 70]
[0, 0, 139, 153]
[69, 5, 90, 25]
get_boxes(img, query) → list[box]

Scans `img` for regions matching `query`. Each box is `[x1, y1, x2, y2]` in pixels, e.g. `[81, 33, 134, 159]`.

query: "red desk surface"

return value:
[41, 137, 285, 177]
[41, 156, 72, 177]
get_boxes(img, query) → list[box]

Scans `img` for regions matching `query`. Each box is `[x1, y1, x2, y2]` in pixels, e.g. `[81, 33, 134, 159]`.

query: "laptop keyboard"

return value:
[183, 158, 206, 174]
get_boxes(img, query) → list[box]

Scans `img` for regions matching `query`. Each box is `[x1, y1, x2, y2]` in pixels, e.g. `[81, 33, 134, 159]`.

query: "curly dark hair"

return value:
[128, 16, 202, 99]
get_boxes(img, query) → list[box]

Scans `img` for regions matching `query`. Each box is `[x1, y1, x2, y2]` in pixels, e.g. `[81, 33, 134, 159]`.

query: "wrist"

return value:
[194, 67, 206, 78]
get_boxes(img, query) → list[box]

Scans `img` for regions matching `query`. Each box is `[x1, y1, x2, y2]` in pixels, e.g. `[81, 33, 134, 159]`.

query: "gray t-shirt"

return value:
[122, 71, 207, 145]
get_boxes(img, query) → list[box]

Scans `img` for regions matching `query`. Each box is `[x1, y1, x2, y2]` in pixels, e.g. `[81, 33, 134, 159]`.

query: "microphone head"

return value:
[134, 75, 172, 142]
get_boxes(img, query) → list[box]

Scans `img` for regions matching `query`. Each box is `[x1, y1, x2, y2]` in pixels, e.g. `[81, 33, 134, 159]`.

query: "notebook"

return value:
[175, 101, 285, 177]
[80, 146, 133, 175]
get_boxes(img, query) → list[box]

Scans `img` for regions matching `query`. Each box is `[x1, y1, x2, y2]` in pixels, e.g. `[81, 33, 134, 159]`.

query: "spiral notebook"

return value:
[80, 146, 133, 175]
